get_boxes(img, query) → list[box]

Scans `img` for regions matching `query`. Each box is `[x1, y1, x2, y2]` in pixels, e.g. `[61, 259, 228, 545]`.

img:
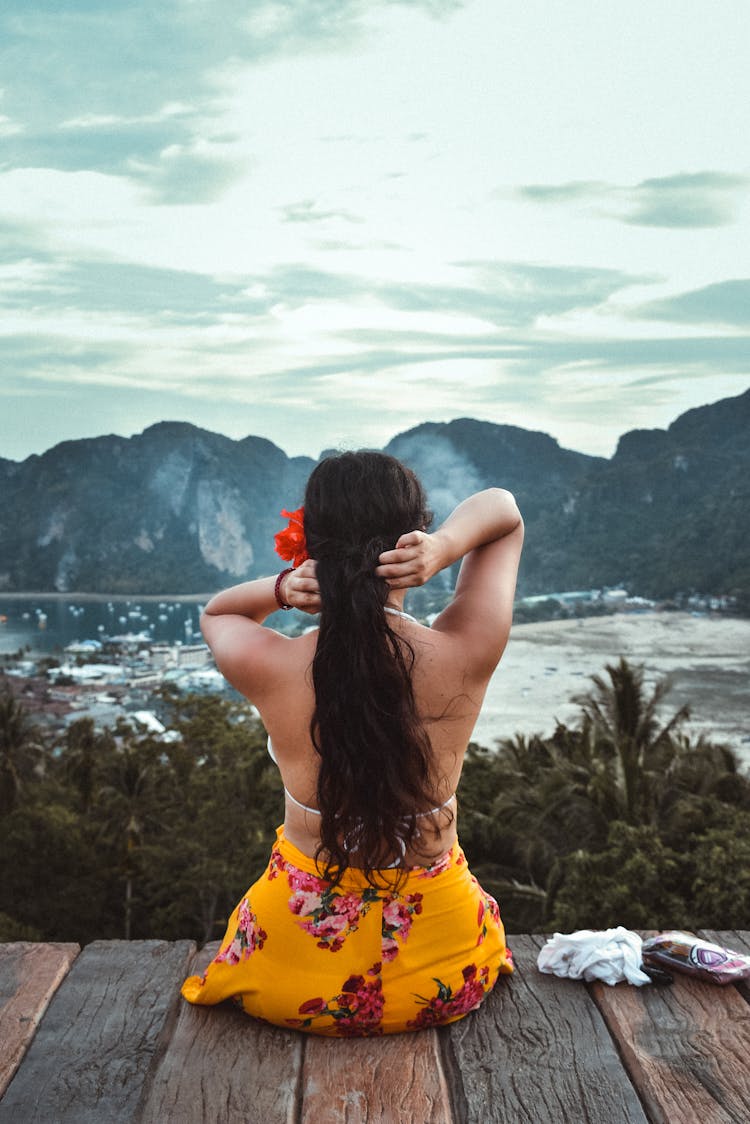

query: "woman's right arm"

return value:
[198, 561, 320, 700]
[376, 488, 524, 672]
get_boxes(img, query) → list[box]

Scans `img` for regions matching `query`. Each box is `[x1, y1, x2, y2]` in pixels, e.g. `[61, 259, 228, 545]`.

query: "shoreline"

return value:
[477, 610, 750, 763]
[2, 590, 746, 623]
[0, 591, 213, 602]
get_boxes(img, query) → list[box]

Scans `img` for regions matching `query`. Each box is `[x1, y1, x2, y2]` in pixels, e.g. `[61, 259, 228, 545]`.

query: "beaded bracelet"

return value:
[274, 567, 295, 610]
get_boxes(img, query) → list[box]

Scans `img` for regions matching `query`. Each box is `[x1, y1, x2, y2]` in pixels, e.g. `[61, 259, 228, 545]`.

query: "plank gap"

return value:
[291, 1031, 307, 1124]
[437, 1024, 468, 1124]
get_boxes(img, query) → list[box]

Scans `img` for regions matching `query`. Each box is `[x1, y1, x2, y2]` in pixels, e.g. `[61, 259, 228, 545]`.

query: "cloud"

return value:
[60, 104, 195, 131]
[0, 113, 23, 137]
[32, 102, 245, 204]
[515, 171, 750, 228]
[0, 1, 460, 204]
[130, 143, 246, 205]
[238, 0, 463, 55]
[0, 333, 137, 384]
[0, 2, 461, 137]
[0, 254, 271, 322]
[447, 261, 639, 326]
[625, 172, 749, 228]
[262, 260, 637, 329]
[0, 218, 53, 260]
[2, 110, 244, 205]
[280, 199, 364, 224]
[1, 247, 638, 342]
[518, 334, 750, 372]
[516, 180, 608, 204]
[634, 279, 750, 329]
[4, 240, 747, 398]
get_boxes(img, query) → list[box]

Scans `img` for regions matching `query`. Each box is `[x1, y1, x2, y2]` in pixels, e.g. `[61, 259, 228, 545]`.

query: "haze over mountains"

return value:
[1, 389, 748, 601]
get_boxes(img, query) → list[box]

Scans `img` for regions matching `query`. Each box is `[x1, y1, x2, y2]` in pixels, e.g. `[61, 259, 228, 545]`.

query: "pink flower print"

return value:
[237, 898, 267, 955]
[238, 897, 252, 930]
[381, 936, 399, 962]
[307, 913, 348, 939]
[338, 973, 365, 998]
[215, 941, 241, 966]
[418, 850, 453, 879]
[332, 893, 364, 922]
[214, 898, 267, 965]
[298, 997, 326, 1016]
[267, 847, 285, 881]
[328, 967, 384, 1034]
[476, 891, 501, 946]
[288, 883, 380, 951]
[380, 892, 423, 961]
[287, 867, 324, 894]
[290, 890, 324, 916]
[287, 963, 384, 1036]
[407, 964, 491, 1029]
[382, 899, 408, 928]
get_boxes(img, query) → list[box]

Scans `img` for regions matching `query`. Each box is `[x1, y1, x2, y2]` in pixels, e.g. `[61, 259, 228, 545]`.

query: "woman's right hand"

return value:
[375, 530, 444, 589]
[280, 559, 322, 614]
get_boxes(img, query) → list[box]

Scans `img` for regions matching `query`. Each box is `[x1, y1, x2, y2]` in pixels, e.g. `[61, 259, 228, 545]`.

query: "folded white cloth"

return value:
[537, 927, 652, 986]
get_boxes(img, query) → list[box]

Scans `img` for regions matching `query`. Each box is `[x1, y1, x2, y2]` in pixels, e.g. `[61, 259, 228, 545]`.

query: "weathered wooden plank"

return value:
[0, 942, 79, 1097]
[137, 942, 304, 1124]
[590, 934, 750, 1124]
[0, 939, 194, 1124]
[442, 934, 647, 1124]
[301, 1028, 453, 1124]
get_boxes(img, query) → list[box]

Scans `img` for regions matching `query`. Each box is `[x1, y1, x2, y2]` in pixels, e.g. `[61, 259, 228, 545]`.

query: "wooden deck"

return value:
[2, 931, 749, 1123]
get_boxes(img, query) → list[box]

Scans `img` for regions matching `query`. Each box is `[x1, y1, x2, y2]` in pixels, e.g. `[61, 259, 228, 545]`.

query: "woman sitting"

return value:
[181, 450, 524, 1036]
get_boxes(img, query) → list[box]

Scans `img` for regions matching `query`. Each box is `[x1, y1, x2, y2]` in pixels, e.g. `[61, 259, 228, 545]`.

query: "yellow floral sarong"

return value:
[181, 827, 512, 1036]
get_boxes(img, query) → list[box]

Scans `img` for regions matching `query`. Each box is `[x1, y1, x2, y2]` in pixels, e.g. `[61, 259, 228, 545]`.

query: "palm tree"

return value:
[460, 658, 746, 932]
[0, 687, 42, 815]
[61, 718, 114, 815]
[98, 736, 156, 939]
[572, 657, 690, 826]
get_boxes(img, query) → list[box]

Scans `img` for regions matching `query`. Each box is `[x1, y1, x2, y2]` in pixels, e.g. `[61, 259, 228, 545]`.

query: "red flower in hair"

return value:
[274, 507, 309, 567]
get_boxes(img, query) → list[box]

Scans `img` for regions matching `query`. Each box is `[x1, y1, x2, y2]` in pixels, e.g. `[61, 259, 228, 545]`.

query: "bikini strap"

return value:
[383, 606, 419, 624]
[284, 786, 322, 817]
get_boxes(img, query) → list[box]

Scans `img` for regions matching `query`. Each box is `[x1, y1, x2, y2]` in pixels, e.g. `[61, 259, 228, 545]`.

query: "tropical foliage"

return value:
[0, 690, 283, 944]
[458, 659, 750, 932]
[1, 658, 748, 944]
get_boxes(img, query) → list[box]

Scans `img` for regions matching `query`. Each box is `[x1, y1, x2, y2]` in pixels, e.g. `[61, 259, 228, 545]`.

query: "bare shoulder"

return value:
[201, 612, 317, 703]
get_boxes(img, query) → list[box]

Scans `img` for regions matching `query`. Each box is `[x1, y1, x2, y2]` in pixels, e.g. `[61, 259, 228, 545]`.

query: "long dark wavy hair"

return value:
[303, 451, 445, 885]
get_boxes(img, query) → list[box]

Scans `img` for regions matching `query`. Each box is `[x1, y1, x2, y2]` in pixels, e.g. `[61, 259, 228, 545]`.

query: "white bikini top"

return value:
[267, 736, 456, 820]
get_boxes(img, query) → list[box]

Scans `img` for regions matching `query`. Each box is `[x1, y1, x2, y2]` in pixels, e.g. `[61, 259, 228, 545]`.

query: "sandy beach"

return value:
[476, 612, 750, 763]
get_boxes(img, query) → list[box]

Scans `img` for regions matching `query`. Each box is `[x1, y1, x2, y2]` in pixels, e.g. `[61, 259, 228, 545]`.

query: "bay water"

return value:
[2, 597, 748, 761]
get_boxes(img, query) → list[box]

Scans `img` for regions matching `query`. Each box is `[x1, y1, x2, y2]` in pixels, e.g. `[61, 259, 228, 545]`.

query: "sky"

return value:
[1, 0, 749, 464]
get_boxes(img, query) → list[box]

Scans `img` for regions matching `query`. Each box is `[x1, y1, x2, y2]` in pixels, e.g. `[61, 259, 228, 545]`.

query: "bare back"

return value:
[246, 615, 501, 865]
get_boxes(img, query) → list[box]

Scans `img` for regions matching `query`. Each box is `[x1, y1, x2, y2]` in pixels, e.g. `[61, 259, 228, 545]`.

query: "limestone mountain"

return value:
[387, 388, 750, 601]
[0, 423, 313, 594]
[0, 389, 747, 599]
